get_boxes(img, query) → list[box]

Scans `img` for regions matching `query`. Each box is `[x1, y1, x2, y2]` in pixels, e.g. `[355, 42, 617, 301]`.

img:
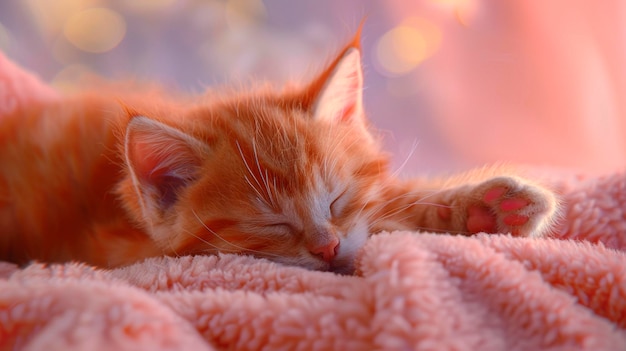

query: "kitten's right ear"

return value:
[312, 47, 364, 125]
[307, 27, 374, 142]
[124, 116, 208, 212]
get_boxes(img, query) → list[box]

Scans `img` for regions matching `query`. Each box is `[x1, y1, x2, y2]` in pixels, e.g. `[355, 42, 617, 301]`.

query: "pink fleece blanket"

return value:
[0, 173, 624, 350]
[2, 54, 626, 351]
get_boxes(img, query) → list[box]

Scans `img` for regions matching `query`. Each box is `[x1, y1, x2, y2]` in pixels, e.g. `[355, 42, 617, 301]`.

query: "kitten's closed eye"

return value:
[330, 188, 349, 217]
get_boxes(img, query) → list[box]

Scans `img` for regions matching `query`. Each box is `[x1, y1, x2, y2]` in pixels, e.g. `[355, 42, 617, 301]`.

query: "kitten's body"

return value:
[0, 36, 558, 273]
[1, 94, 151, 266]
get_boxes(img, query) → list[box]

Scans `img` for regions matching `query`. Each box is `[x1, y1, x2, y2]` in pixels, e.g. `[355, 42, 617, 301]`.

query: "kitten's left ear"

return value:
[312, 47, 364, 126]
[124, 116, 208, 213]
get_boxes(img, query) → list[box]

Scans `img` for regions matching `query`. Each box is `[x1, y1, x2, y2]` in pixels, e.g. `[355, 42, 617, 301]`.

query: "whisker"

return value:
[190, 209, 283, 259]
[370, 216, 470, 236]
[244, 175, 269, 206]
[165, 232, 182, 258]
[236, 139, 271, 207]
[236, 140, 262, 189]
[195, 247, 241, 256]
[362, 186, 460, 231]
[265, 169, 276, 206]
[323, 128, 352, 178]
[352, 180, 422, 222]
[252, 138, 275, 207]
[181, 228, 227, 253]
[352, 182, 388, 225]
[368, 187, 450, 218]
[369, 201, 452, 228]
[390, 138, 419, 179]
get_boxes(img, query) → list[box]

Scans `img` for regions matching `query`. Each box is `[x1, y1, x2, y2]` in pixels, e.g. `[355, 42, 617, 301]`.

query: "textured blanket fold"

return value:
[1, 172, 625, 350]
[2, 51, 625, 350]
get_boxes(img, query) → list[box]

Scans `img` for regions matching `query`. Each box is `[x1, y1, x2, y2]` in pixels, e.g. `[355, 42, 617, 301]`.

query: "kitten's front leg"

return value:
[437, 176, 559, 237]
[376, 175, 559, 237]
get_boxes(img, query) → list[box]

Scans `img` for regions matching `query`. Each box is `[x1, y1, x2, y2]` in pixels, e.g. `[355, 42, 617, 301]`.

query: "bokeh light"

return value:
[430, 0, 478, 26]
[63, 8, 126, 53]
[120, 0, 177, 14]
[4, 0, 622, 175]
[225, 0, 267, 28]
[23, 0, 98, 40]
[374, 17, 441, 76]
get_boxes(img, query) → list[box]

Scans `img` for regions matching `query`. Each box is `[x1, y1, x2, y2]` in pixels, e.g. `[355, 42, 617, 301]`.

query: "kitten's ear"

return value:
[125, 116, 207, 211]
[312, 47, 364, 125]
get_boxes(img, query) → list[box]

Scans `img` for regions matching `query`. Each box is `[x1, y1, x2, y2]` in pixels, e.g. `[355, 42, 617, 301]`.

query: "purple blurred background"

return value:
[1, 0, 625, 176]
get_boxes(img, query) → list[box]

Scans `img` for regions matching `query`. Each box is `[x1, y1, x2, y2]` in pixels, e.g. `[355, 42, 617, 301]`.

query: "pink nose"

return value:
[309, 238, 339, 263]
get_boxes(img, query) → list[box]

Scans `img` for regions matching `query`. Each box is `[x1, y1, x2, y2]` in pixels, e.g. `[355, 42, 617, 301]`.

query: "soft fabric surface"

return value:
[2, 53, 626, 350]
[0, 172, 625, 351]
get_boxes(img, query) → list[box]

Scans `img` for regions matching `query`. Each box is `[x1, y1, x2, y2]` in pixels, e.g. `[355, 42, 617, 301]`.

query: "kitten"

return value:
[0, 33, 558, 274]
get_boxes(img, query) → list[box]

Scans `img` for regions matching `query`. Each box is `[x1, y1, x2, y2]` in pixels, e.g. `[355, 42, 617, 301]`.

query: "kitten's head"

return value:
[118, 35, 391, 274]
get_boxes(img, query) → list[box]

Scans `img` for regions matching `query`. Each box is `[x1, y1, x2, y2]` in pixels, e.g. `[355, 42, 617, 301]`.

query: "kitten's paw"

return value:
[462, 177, 558, 237]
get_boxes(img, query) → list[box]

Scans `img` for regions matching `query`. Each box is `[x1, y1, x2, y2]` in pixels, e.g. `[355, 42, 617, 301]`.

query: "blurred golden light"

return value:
[430, 0, 478, 26]
[23, 0, 101, 40]
[63, 8, 126, 53]
[455, 4, 478, 27]
[120, 0, 177, 14]
[225, 0, 267, 27]
[375, 17, 442, 76]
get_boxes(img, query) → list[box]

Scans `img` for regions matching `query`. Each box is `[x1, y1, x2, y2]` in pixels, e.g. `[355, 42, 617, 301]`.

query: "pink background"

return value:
[1, 0, 624, 176]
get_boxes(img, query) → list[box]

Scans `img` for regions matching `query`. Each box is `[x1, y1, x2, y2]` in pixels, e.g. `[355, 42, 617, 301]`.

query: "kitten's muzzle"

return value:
[308, 238, 339, 263]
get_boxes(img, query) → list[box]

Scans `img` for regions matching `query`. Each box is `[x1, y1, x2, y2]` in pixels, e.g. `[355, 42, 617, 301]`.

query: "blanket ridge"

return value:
[1, 173, 625, 350]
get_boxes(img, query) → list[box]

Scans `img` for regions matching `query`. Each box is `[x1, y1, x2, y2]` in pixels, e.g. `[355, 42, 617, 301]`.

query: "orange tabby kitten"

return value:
[0, 33, 558, 274]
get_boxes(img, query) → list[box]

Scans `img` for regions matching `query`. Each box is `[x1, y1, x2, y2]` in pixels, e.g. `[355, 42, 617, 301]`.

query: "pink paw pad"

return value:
[483, 187, 506, 203]
[464, 177, 556, 237]
[500, 198, 529, 212]
[476, 185, 534, 234]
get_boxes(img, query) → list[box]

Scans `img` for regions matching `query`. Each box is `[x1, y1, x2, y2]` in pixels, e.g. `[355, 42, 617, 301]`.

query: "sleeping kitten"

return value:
[0, 33, 558, 274]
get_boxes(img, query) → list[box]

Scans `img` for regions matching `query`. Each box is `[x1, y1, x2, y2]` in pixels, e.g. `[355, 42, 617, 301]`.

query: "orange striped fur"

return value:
[0, 34, 559, 273]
